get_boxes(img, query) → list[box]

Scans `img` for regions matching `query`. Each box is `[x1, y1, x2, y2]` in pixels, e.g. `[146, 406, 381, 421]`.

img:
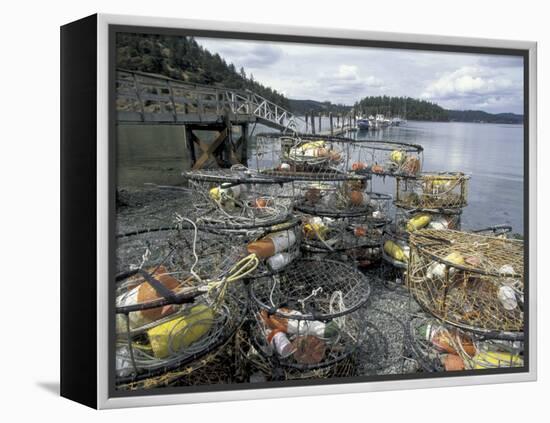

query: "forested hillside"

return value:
[116, 33, 290, 109]
[354, 96, 449, 121]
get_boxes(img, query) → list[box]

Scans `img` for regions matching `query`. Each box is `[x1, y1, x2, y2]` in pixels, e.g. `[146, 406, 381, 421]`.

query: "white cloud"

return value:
[422, 66, 517, 98]
[197, 37, 523, 113]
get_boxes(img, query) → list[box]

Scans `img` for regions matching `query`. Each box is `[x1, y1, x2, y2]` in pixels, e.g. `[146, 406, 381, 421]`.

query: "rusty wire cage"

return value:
[394, 206, 462, 235]
[248, 258, 370, 371]
[395, 172, 470, 210]
[407, 229, 524, 339]
[182, 168, 294, 229]
[408, 314, 524, 372]
[253, 132, 363, 181]
[234, 326, 360, 382]
[349, 140, 424, 178]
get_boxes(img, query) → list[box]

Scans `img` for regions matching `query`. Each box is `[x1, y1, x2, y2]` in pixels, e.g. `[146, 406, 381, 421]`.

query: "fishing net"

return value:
[407, 229, 524, 338]
[248, 258, 370, 370]
[254, 133, 364, 181]
[349, 140, 424, 178]
[395, 172, 469, 210]
[408, 314, 524, 372]
[394, 206, 462, 235]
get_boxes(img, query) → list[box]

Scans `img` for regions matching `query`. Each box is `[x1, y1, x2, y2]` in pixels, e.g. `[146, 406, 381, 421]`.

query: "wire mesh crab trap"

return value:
[349, 140, 424, 178]
[115, 280, 248, 387]
[407, 229, 524, 339]
[293, 179, 392, 219]
[117, 339, 239, 390]
[182, 168, 294, 230]
[408, 314, 524, 372]
[235, 325, 360, 382]
[253, 132, 361, 181]
[395, 172, 470, 210]
[115, 226, 254, 386]
[299, 215, 386, 268]
[248, 258, 371, 371]
[394, 206, 462, 235]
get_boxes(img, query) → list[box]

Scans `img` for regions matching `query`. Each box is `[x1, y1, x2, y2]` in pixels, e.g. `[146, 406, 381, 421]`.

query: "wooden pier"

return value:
[116, 69, 356, 169]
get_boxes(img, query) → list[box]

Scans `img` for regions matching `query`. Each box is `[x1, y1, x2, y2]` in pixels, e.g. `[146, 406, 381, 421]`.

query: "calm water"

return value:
[350, 121, 525, 234]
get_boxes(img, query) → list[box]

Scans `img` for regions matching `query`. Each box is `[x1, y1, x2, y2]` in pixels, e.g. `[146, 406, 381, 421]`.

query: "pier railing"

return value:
[116, 69, 302, 131]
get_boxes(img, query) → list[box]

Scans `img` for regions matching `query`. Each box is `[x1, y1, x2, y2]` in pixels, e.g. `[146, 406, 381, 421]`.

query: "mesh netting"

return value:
[254, 133, 366, 181]
[394, 206, 462, 235]
[408, 314, 524, 372]
[115, 281, 247, 386]
[292, 179, 392, 219]
[299, 215, 385, 267]
[181, 169, 293, 229]
[349, 140, 424, 178]
[395, 173, 470, 210]
[248, 258, 370, 370]
[235, 326, 360, 381]
[407, 229, 524, 337]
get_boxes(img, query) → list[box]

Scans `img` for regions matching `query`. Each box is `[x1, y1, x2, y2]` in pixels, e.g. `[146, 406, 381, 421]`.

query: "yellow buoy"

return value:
[473, 350, 523, 369]
[384, 240, 408, 262]
[390, 150, 406, 164]
[147, 304, 214, 359]
[406, 214, 432, 232]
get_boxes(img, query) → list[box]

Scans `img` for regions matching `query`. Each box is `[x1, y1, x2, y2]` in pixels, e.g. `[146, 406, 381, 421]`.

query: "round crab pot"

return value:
[248, 258, 371, 371]
[253, 133, 361, 181]
[407, 229, 524, 339]
[408, 314, 524, 372]
[394, 206, 462, 235]
[182, 168, 294, 230]
[349, 140, 424, 178]
[395, 172, 470, 210]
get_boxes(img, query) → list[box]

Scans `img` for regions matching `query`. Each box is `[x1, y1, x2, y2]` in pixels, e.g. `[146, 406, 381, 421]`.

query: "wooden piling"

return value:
[329, 112, 334, 135]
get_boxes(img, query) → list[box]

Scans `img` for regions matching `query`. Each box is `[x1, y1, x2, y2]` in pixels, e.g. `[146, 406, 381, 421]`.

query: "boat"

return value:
[357, 118, 370, 130]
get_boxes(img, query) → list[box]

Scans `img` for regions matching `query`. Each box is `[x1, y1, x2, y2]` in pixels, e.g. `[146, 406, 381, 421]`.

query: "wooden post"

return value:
[240, 124, 249, 166]
[329, 112, 334, 135]
[336, 114, 340, 128]
[318, 113, 322, 134]
[310, 112, 316, 134]
[305, 112, 309, 133]
[184, 125, 196, 169]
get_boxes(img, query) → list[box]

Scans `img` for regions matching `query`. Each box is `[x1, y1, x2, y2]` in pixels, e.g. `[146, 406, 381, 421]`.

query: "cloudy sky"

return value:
[197, 37, 524, 114]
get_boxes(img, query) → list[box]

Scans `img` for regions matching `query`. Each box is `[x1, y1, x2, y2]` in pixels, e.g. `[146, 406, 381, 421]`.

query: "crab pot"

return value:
[253, 133, 358, 180]
[395, 172, 470, 210]
[117, 340, 239, 390]
[115, 279, 248, 387]
[407, 229, 524, 338]
[248, 258, 371, 372]
[394, 206, 462, 235]
[408, 315, 524, 372]
[299, 214, 388, 267]
[349, 140, 424, 178]
[235, 327, 360, 382]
